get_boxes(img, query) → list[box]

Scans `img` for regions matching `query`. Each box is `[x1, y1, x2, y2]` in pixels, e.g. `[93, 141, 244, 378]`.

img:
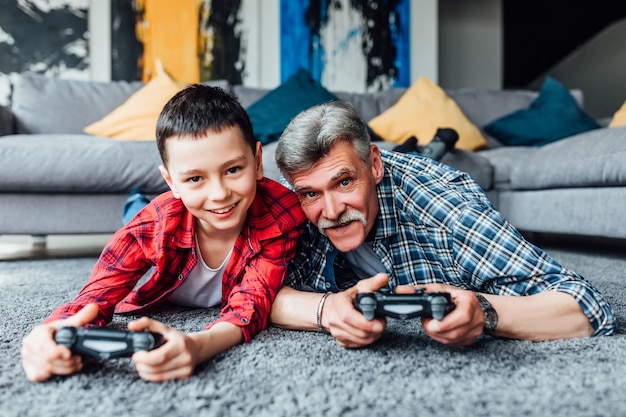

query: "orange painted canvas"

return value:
[135, 0, 202, 83]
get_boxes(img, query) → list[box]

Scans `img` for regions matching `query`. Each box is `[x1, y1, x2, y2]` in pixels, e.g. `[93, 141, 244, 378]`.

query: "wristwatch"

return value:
[475, 293, 498, 334]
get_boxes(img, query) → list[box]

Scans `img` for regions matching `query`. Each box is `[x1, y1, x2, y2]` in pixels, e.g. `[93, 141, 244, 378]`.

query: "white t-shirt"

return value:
[168, 239, 232, 308]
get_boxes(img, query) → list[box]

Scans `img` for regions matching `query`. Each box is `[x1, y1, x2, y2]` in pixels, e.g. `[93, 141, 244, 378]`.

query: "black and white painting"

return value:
[0, 0, 90, 106]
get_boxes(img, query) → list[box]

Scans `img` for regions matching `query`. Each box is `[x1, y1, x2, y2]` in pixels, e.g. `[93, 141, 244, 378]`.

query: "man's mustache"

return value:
[318, 209, 368, 236]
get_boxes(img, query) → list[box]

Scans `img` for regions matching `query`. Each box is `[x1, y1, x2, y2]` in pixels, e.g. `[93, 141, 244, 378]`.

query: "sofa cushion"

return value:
[11, 74, 144, 134]
[609, 100, 626, 128]
[0, 104, 12, 136]
[245, 68, 338, 145]
[483, 77, 600, 147]
[334, 89, 407, 124]
[368, 76, 489, 151]
[0, 135, 168, 193]
[480, 126, 626, 191]
[478, 147, 537, 190]
[83, 62, 185, 140]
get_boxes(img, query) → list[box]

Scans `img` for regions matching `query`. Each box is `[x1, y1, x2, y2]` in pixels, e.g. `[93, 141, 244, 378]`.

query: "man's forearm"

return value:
[487, 291, 593, 341]
[270, 286, 325, 331]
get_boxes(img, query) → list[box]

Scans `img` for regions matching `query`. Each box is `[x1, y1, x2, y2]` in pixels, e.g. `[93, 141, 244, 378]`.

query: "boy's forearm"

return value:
[190, 322, 244, 364]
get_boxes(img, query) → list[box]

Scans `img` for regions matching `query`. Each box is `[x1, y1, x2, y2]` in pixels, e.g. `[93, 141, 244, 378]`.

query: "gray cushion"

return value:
[0, 134, 168, 193]
[334, 89, 406, 123]
[508, 126, 626, 190]
[480, 126, 626, 191]
[231, 86, 270, 108]
[479, 146, 537, 189]
[11, 74, 144, 134]
[0, 104, 13, 136]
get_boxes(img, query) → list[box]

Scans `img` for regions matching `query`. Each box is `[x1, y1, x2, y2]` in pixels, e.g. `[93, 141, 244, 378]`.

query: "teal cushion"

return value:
[246, 68, 338, 145]
[483, 76, 600, 146]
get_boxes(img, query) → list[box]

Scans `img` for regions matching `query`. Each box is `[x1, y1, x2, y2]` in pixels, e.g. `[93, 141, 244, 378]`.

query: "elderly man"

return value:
[269, 101, 615, 348]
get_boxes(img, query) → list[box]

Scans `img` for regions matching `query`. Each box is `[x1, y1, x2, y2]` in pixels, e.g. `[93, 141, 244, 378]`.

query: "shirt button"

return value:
[240, 318, 248, 323]
[325, 282, 331, 290]
[177, 274, 184, 280]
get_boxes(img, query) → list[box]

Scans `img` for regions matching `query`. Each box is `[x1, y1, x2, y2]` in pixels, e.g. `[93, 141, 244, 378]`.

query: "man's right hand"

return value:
[321, 273, 389, 348]
[21, 303, 99, 382]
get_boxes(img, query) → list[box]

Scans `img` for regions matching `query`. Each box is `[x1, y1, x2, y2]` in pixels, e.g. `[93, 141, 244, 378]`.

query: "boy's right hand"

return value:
[21, 303, 99, 382]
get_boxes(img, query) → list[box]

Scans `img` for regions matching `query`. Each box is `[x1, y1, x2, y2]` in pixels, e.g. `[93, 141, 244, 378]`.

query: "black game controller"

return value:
[354, 287, 455, 321]
[54, 327, 163, 360]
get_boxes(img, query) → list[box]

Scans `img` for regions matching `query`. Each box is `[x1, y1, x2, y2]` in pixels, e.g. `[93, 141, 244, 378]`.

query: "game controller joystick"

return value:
[54, 327, 163, 360]
[354, 287, 455, 321]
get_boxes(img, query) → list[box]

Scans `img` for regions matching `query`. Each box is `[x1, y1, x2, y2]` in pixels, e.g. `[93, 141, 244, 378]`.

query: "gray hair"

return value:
[275, 101, 372, 183]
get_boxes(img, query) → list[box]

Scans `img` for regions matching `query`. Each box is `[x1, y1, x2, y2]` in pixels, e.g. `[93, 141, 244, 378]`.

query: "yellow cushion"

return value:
[609, 101, 626, 128]
[368, 76, 489, 151]
[84, 62, 184, 141]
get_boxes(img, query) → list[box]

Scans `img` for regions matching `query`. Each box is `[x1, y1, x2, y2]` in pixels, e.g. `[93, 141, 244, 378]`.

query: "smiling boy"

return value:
[21, 85, 306, 382]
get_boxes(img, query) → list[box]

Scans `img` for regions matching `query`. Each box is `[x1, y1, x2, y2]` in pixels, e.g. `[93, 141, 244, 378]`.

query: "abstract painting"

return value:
[0, 0, 90, 105]
[280, 0, 410, 92]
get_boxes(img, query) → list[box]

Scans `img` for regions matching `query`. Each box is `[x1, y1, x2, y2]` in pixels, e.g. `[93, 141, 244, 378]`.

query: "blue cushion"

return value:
[483, 76, 600, 146]
[246, 68, 338, 145]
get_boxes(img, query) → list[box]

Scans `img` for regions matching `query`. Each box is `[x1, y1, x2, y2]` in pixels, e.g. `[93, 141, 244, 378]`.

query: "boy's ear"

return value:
[255, 141, 263, 180]
[159, 165, 181, 198]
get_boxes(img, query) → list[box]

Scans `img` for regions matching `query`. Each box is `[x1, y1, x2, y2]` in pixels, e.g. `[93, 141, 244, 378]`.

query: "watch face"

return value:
[483, 308, 498, 332]
[476, 294, 498, 333]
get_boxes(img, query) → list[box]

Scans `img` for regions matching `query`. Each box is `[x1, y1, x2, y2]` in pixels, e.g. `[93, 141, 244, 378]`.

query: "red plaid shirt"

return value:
[45, 178, 306, 342]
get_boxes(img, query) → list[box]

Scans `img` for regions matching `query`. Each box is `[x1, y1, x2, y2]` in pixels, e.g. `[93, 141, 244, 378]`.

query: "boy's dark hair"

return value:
[156, 84, 256, 166]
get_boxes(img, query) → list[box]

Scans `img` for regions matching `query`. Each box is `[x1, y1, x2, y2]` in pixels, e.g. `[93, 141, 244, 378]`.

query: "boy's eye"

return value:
[226, 166, 241, 175]
[187, 176, 201, 183]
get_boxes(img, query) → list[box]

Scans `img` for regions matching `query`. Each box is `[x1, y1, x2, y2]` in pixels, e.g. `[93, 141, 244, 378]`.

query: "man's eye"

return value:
[187, 176, 201, 183]
[300, 191, 317, 199]
[339, 178, 351, 187]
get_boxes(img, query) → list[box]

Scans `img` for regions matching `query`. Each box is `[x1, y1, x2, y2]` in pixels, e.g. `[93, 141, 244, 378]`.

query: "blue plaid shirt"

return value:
[285, 150, 616, 336]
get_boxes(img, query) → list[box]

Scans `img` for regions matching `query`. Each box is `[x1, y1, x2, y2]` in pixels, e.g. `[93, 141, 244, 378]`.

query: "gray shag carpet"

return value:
[1, 243, 625, 417]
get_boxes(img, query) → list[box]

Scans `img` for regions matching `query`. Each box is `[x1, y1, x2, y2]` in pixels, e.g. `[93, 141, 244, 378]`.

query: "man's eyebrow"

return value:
[331, 168, 353, 181]
[293, 185, 311, 193]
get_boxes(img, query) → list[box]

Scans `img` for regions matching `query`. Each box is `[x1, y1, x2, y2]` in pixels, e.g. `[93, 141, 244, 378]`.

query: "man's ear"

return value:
[255, 141, 263, 180]
[369, 145, 385, 184]
[159, 165, 181, 199]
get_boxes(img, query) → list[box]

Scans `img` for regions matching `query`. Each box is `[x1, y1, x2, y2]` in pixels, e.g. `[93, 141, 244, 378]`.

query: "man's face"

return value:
[159, 126, 263, 238]
[290, 141, 384, 252]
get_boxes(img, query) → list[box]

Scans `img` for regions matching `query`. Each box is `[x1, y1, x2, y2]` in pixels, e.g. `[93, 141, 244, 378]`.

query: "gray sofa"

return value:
[2, 73, 626, 243]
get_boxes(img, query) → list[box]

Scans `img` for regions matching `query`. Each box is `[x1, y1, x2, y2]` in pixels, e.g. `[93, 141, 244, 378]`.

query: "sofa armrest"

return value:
[0, 104, 14, 136]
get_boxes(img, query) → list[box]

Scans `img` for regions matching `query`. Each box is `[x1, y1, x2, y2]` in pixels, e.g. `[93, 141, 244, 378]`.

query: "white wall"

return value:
[88, 0, 111, 81]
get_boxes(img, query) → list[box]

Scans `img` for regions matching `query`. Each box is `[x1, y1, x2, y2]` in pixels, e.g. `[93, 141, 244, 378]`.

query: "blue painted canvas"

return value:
[280, 0, 410, 92]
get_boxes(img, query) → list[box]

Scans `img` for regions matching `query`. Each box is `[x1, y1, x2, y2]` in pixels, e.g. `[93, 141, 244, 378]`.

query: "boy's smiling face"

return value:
[159, 125, 262, 239]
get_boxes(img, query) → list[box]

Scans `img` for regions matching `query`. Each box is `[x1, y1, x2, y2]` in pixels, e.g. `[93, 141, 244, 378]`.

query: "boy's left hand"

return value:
[128, 317, 200, 382]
